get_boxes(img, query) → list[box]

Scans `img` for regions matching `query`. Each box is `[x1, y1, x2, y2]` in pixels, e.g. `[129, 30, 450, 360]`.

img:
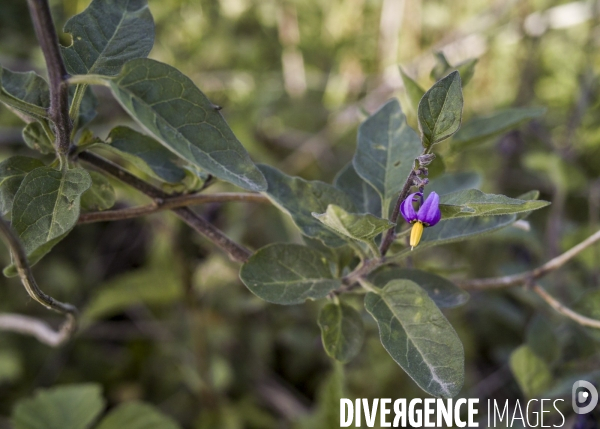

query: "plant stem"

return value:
[78, 192, 269, 224]
[27, 0, 72, 156]
[0, 218, 78, 346]
[78, 151, 252, 263]
[379, 170, 416, 255]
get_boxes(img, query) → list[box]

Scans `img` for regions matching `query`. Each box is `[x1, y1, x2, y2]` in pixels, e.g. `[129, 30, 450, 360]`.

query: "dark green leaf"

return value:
[439, 189, 550, 219]
[0, 66, 49, 120]
[427, 172, 481, 196]
[10, 167, 91, 262]
[452, 108, 546, 150]
[526, 314, 560, 365]
[418, 71, 463, 147]
[318, 302, 364, 363]
[430, 53, 477, 86]
[313, 204, 393, 245]
[96, 402, 181, 429]
[81, 171, 116, 211]
[61, 0, 154, 76]
[12, 384, 105, 429]
[353, 99, 421, 216]
[370, 267, 469, 308]
[240, 243, 340, 305]
[259, 165, 355, 247]
[104, 126, 186, 183]
[419, 214, 517, 249]
[22, 122, 54, 154]
[455, 58, 478, 86]
[106, 59, 266, 191]
[510, 345, 553, 398]
[365, 280, 464, 397]
[0, 156, 44, 215]
[399, 68, 425, 113]
[334, 163, 381, 215]
[430, 52, 452, 81]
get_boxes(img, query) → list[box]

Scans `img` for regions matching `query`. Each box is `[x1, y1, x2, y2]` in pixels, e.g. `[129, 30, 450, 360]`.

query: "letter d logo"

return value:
[572, 380, 598, 414]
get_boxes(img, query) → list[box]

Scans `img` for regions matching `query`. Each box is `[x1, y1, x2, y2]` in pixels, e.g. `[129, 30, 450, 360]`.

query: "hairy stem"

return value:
[27, 0, 72, 156]
[78, 151, 252, 263]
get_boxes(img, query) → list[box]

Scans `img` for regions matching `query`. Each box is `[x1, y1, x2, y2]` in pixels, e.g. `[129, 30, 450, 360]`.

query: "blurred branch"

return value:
[77, 151, 252, 263]
[26, 0, 71, 156]
[0, 313, 75, 347]
[457, 229, 600, 290]
[0, 218, 78, 346]
[532, 283, 600, 329]
[78, 192, 269, 224]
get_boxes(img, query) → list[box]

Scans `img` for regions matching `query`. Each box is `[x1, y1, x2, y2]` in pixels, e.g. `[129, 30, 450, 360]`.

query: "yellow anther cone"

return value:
[410, 222, 424, 250]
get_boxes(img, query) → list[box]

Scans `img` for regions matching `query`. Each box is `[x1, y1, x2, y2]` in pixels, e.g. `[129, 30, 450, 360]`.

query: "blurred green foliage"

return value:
[1, 0, 600, 427]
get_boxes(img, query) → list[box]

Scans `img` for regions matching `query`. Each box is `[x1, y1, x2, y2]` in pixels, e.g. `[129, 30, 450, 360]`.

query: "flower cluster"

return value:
[400, 192, 441, 249]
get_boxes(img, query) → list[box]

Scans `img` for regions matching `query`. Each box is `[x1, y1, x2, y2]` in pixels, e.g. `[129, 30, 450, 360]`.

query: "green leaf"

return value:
[61, 0, 154, 76]
[452, 107, 546, 150]
[430, 52, 452, 81]
[399, 68, 425, 113]
[105, 58, 266, 191]
[318, 302, 364, 363]
[430, 53, 477, 86]
[12, 384, 105, 429]
[526, 314, 560, 365]
[427, 172, 481, 196]
[71, 85, 98, 128]
[96, 402, 180, 429]
[0, 350, 23, 383]
[510, 345, 553, 398]
[353, 99, 422, 216]
[239, 243, 340, 305]
[455, 58, 478, 86]
[81, 171, 116, 211]
[313, 205, 393, 246]
[104, 126, 186, 183]
[83, 267, 183, 322]
[365, 280, 464, 397]
[259, 165, 355, 247]
[333, 163, 381, 215]
[439, 189, 550, 219]
[0, 66, 49, 120]
[418, 71, 463, 147]
[419, 214, 517, 249]
[22, 122, 54, 154]
[370, 267, 469, 308]
[0, 156, 45, 216]
[10, 167, 91, 263]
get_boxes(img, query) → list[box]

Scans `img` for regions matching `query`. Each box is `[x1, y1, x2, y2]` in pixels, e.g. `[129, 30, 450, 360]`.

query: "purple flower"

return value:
[400, 191, 441, 249]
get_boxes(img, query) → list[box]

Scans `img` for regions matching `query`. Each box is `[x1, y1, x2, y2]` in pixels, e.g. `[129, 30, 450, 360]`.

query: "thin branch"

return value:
[532, 283, 600, 329]
[0, 218, 77, 346]
[0, 314, 76, 347]
[78, 192, 269, 224]
[379, 170, 417, 256]
[457, 229, 600, 290]
[27, 0, 72, 156]
[77, 151, 252, 263]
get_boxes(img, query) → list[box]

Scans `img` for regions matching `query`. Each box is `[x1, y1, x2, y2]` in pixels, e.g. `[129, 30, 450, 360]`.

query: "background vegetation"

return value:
[1, 0, 600, 427]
